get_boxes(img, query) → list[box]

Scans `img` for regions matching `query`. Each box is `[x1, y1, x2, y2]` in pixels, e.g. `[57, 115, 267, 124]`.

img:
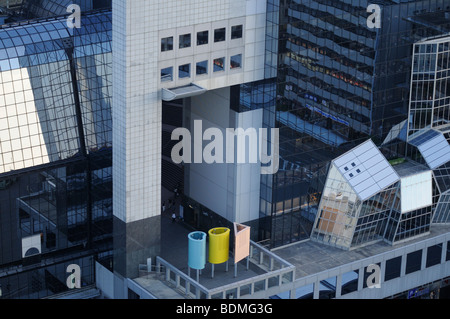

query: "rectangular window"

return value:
[230, 54, 242, 69]
[197, 31, 208, 45]
[426, 244, 442, 268]
[319, 277, 336, 299]
[340, 270, 359, 296]
[384, 256, 402, 281]
[179, 64, 190, 79]
[161, 67, 173, 82]
[196, 60, 208, 75]
[179, 34, 191, 49]
[161, 36, 173, 52]
[213, 57, 224, 72]
[447, 241, 450, 261]
[214, 28, 226, 42]
[231, 25, 243, 39]
[406, 250, 422, 274]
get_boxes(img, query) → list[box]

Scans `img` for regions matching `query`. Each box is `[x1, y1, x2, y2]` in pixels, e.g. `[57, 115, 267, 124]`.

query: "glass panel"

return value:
[319, 277, 336, 299]
[426, 244, 442, 268]
[230, 54, 242, 69]
[179, 34, 191, 49]
[214, 28, 226, 42]
[179, 64, 190, 78]
[197, 31, 208, 45]
[196, 61, 208, 75]
[296, 283, 314, 299]
[341, 270, 359, 295]
[161, 36, 173, 52]
[406, 250, 423, 274]
[213, 57, 224, 72]
[385, 256, 402, 281]
[161, 67, 173, 82]
[231, 25, 243, 39]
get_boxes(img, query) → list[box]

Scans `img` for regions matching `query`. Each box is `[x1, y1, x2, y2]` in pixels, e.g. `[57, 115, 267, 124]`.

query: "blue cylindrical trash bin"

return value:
[188, 231, 206, 270]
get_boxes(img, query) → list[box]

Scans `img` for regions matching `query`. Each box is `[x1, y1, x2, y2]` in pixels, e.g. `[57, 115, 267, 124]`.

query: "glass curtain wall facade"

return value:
[0, 11, 113, 298]
[263, 0, 450, 248]
[408, 37, 450, 138]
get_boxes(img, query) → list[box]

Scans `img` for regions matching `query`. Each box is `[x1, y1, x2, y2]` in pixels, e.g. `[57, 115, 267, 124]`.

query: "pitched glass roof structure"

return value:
[311, 131, 450, 250]
[411, 130, 450, 169]
[333, 139, 400, 201]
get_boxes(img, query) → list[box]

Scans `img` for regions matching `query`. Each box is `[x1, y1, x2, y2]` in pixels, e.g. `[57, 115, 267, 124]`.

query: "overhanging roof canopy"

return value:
[162, 83, 207, 101]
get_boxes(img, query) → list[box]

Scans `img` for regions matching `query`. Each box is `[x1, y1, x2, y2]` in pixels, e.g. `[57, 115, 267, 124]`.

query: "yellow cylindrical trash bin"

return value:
[208, 227, 230, 264]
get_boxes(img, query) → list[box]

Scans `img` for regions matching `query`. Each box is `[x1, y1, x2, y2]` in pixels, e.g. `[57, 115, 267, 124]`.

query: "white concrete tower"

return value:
[112, 0, 267, 278]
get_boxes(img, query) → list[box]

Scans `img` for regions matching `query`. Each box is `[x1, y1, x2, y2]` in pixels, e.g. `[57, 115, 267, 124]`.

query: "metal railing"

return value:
[155, 257, 209, 299]
[154, 240, 296, 299]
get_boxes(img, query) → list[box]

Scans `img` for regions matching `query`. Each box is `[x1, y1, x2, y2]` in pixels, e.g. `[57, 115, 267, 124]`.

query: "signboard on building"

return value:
[234, 222, 250, 264]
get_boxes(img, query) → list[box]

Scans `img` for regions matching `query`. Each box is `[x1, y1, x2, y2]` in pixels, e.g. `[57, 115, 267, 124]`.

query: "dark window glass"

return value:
[406, 250, 422, 274]
[231, 25, 243, 39]
[196, 60, 208, 75]
[213, 57, 224, 72]
[128, 289, 140, 299]
[341, 270, 359, 295]
[385, 256, 402, 281]
[179, 34, 191, 49]
[426, 244, 442, 268]
[161, 36, 173, 52]
[197, 31, 208, 45]
[214, 28, 226, 42]
[179, 64, 190, 78]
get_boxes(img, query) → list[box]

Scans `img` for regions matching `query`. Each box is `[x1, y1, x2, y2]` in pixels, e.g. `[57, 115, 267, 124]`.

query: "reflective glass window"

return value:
[214, 28, 226, 42]
[197, 31, 208, 45]
[161, 36, 173, 52]
[179, 63, 190, 78]
[161, 66, 173, 82]
[196, 61, 208, 75]
[179, 33, 191, 49]
[213, 57, 224, 72]
[231, 25, 243, 39]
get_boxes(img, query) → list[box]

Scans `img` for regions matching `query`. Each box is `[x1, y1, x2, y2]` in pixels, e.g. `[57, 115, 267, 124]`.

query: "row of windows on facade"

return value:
[277, 241, 450, 299]
[161, 54, 242, 82]
[161, 25, 243, 52]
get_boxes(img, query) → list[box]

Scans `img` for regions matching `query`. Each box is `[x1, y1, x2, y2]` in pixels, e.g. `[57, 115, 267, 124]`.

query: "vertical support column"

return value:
[421, 248, 427, 270]
[400, 254, 407, 277]
[380, 260, 386, 287]
[313, 281, 320, 299]
[441, 241, 448, 264]
[335, 274, 342, 298]
[112, 0, 161, 279]
[358, 267, 365, 291]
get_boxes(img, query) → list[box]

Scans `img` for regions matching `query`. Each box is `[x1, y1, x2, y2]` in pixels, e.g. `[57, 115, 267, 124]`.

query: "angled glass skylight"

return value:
[333, 139, 400, 201]
[415, 132, 450, 169]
